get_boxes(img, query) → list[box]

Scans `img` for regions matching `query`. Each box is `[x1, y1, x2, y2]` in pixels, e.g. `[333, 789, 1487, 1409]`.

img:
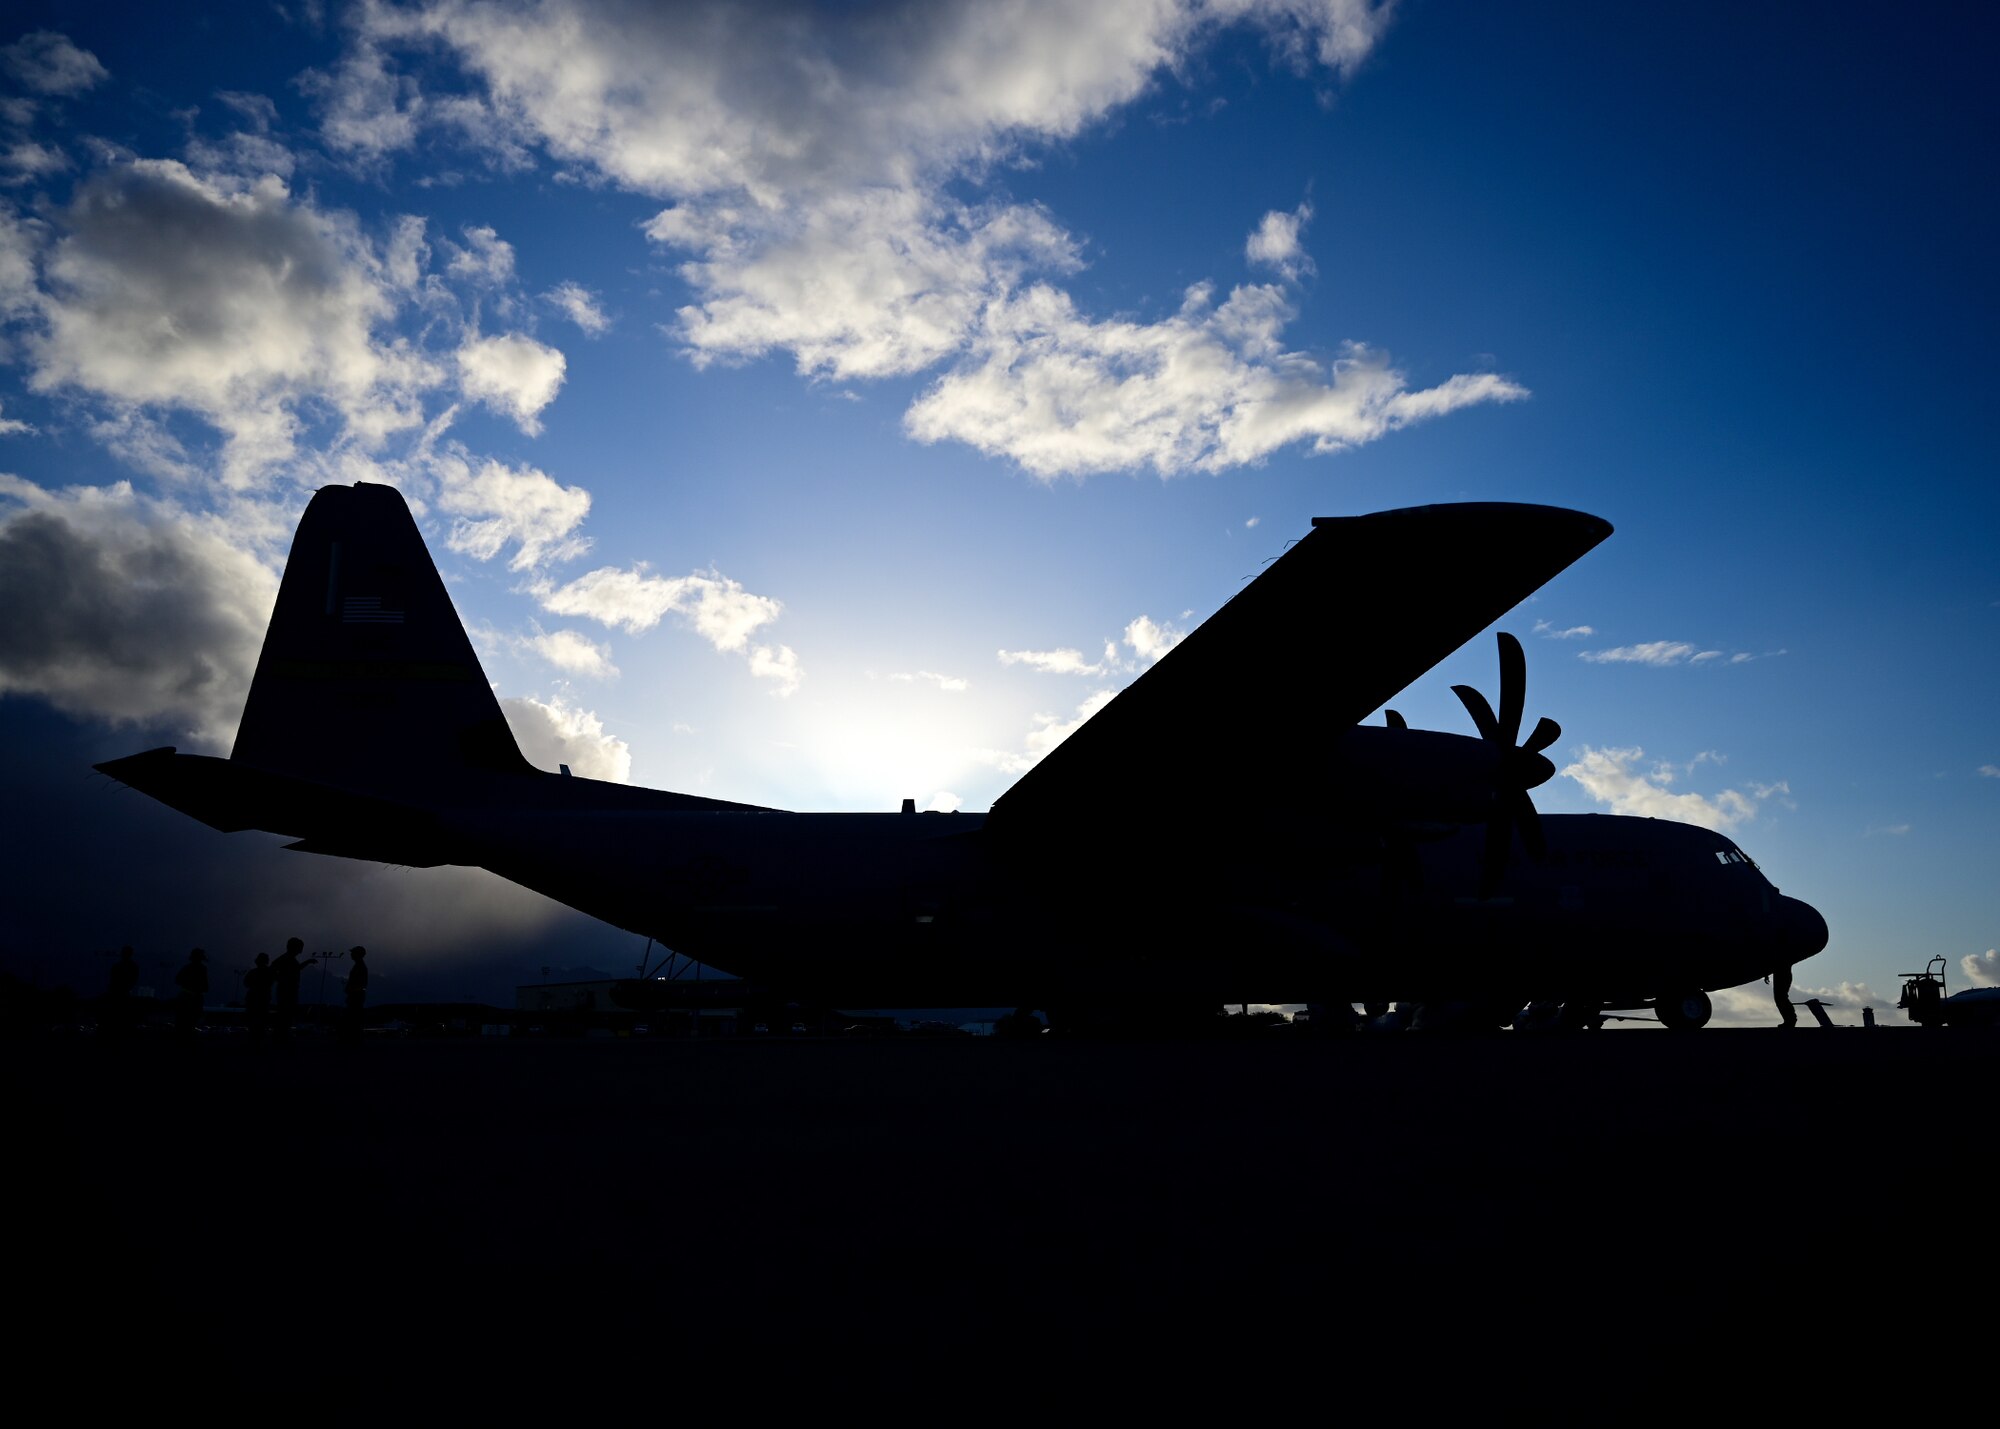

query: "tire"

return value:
[1656, 989, 1712, 1030]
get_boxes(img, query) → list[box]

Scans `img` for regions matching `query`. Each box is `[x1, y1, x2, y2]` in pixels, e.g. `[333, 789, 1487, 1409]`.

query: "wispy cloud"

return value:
[889, 670, 969, 693]
[1532, 618, 1593, 640]
[1579, 640, 1712, 666]
[1979, 764, 2000, 779]
[544, 280, 610, 335]
[1561, 746, 1788, 832]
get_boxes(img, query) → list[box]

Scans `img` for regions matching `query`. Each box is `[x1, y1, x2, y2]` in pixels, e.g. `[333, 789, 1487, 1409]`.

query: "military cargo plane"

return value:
[95, 484, 1826, 1030]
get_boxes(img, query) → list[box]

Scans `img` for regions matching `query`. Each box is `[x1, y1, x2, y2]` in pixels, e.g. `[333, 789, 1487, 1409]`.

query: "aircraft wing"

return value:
[987, 502, 1612, 834]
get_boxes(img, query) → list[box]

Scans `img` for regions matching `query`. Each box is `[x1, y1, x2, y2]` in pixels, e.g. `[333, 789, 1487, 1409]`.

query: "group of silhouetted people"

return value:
[102, 937, 369, 1043]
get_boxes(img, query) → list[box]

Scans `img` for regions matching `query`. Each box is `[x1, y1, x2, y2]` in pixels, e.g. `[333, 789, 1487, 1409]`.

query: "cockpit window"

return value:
[1714, 848, 1759, 869]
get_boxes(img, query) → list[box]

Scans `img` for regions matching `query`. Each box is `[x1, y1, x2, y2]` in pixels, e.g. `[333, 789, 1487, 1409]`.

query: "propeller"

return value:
[1451, 632, 1561, 898]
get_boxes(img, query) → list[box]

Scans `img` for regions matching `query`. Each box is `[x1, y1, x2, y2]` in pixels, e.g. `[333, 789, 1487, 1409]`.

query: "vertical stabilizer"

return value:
[230, 482, 531, 798]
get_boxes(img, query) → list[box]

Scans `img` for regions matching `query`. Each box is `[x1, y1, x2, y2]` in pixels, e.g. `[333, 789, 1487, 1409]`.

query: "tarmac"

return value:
[14, 1025, 1989, 1409]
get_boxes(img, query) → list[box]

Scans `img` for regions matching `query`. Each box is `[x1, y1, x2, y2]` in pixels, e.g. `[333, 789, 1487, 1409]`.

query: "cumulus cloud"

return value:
[1123, 614, 1185, 663]
[499, 693, 631, 782]
[545, 280, 609, 335]
[1245, 202, 1313, 279]
[906, 285, 1526, 478]
[1963, 949, 1998, 988]
[999, 613, 1185, 676]
[1560, 746, 1788, 832]
[526, 628, 616, 678]
[534, 563, 802, 695]
[431, 449, 590, 569]
[445, 224, 515, 284]
[0, 476, 277, 750]
[2, 31, 109, 97]
[313, 1, 1503, 479]
[455, 332, 566, 432]
[28, 160, 437, 485]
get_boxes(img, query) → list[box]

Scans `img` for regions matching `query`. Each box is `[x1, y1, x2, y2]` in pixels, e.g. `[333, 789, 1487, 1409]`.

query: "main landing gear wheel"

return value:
[1655, 989, 1712, 1030]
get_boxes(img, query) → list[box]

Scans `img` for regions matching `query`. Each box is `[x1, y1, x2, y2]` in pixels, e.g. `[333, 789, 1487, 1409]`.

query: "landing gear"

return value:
[1655, 989, 1712, 1030]
[1512, 999, 1606, 1032]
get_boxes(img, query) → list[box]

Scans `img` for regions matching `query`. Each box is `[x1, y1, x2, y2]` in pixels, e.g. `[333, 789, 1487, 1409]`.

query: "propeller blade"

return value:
[1452, 684, 1501, 743]
[1496, 632, 1526, 745]
[1385, 709, 1407, 730]
[1523, 715, 1561, 756]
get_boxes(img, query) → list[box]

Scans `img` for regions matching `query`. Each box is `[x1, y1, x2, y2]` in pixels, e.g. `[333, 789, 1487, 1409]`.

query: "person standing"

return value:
[173, 948, 208, 1038]
[339, 946, 369, 1046]
[271, 939, 315, 1041]
[1772, 963, 1796, 1028]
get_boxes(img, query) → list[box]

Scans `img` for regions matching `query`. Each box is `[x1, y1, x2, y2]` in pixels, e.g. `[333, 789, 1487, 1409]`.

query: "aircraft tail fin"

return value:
[228, 481, 532, 798]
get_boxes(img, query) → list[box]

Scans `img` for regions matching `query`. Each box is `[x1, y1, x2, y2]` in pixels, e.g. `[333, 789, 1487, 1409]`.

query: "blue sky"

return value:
[2, 1, 1994, 1018]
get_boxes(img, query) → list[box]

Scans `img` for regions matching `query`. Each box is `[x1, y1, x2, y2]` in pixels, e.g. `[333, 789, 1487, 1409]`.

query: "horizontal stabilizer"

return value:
[94, 746, 454, 867]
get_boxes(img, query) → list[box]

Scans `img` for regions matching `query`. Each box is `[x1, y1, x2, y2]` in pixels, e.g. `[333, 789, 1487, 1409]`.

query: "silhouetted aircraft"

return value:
[96, 484, 1826, 1030]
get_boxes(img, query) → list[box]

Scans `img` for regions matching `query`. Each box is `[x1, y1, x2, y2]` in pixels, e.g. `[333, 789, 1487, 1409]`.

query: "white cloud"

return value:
[526, 628, 616, 678]
[499, 693, 631, 782]
[324, 1, 1499, 479]
[923, 791, 964, 813]
[1560, 746, 1787, 832]
[545, 280, 609, 335]
[1979, 764, 2000, 779]
[890, 670, 970, 692]
[1579, 641, 1700, 666]
[455, 332, 566, 433]
[998, 645, 1104, 676]
[533, 563, 802, 693]
[999, 611, 1187, 677]
[1245, 515, 1259, 528]
[28, 160, 438, 485]
[0, 400, 34, 435]
[1707, 979, 1900, 1029]
[0, 476, 278, 750]
[1580, 639, 1772, 665]
[446, 224, 515, 284]
[1123, 614, 1185, 663]
[1532, 619, 1593, 640]
[1, 31, 109, 97]
[1245, 201, 1313, 279]
[906, 285, 1526, 478]
[1963, 950, 1998, 988]
[3, 140, 70, 184]
[432, 450, 591, 570]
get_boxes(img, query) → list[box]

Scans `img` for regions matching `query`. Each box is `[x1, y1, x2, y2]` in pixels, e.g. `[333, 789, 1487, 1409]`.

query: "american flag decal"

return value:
[342, 596, 405, 624]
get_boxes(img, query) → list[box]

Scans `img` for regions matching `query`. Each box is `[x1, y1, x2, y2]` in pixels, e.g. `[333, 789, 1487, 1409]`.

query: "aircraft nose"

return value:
[1776, 895, 1829, 960]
